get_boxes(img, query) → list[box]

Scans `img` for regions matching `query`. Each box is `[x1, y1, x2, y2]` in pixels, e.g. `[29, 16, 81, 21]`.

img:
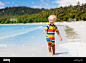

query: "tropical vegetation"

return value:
[0, 1, 86, 24]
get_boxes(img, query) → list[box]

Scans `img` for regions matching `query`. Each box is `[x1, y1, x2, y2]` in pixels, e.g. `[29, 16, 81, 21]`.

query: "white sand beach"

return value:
[0, 21, 86, 57]
[57, 21, 86, 57]
[40, 21, 86, 57]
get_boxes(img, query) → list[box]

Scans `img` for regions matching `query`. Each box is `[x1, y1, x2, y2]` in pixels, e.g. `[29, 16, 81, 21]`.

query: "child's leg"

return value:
[52, 46, 55, 55]
[48, 46, 52, 55]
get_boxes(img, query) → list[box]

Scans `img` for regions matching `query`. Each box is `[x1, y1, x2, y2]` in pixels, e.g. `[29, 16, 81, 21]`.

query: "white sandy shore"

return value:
[58, 21, 86, 57]
[0, 21, 86, 57]
[42, 21, 86, 57]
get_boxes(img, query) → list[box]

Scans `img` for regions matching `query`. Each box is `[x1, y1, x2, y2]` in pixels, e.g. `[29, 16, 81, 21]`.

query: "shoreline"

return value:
[0, 21, 85, 25]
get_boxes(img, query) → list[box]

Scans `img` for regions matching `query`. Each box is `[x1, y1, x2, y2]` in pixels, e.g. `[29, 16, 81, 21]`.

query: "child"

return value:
[43, 15, 62, 56]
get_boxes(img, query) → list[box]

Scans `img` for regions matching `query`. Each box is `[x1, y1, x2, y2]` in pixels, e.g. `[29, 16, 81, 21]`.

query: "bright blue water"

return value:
[0, 24, 64, 48]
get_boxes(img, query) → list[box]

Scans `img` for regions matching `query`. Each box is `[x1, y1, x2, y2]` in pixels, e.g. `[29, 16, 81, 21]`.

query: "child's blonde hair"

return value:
[48, 15, 57, 20]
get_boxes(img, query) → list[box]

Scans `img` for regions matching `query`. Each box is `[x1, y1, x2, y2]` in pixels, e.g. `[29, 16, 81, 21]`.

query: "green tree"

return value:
[82, 13, 86, 20]
[70, 10, 77, 18]
[63, 15, 69, 21]
[56, 18, 61, 22]
[4, 19, 10, 24]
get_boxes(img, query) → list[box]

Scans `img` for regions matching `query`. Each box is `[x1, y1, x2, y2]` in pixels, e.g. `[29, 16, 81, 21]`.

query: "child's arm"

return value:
[43, 29, 48, 37]
[56, 32, 62, 41]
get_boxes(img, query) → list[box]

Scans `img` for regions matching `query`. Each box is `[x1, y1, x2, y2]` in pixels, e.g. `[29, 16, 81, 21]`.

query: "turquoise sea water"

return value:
[0, 25, 45, 47]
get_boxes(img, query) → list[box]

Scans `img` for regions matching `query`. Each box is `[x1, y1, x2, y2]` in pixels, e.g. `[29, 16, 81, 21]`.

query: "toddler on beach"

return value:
[44, 15, 62, 56]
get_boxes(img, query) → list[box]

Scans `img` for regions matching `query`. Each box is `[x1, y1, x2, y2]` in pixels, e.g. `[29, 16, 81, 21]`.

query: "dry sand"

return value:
[57, 21, 86, 57]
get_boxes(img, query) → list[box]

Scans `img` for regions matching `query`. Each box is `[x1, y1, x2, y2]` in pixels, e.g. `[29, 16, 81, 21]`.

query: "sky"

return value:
[0, 0, 86, 9]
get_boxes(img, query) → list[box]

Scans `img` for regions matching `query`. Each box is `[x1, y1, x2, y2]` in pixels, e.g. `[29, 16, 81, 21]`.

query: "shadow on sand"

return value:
[55, 52, 69, 55]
